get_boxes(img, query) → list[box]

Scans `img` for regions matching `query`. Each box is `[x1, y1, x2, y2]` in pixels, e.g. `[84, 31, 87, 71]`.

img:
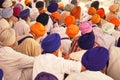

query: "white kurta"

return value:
[65, 70, 113, 80]
[0, 47, 34, 80]
[33, 54, 82, 80]
[107, 46, 120, 80]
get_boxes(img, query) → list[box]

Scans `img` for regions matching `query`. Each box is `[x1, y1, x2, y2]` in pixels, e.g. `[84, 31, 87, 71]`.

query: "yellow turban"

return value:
[88, 7, 96, 15]
[66, 24, 79, 38]
[109, 4, 119, 12]
[70, 6, 81, 19]
[91, 14, 101, 24]
[64, 15, 76, 26]
[30, 22, 46, 37]
[51, 11, 61, 20]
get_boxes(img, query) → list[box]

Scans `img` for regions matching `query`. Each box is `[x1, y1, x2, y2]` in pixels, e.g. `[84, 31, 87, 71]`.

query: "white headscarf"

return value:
[2, 0, 12, 8]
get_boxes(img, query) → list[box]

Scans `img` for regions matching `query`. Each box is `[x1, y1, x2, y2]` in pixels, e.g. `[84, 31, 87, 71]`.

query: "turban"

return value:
[66, 24, 79, 38]
[0, 0, 4, 8]
[58, 2, 64, 9]
[14, 3, 24, 11]
[30, 22, 46, 37]
[0, 7, 13, 18]
[30, 8, 39, 21]
[2, 0, 12, 8]
[13, 6, 21, 17]
[91, 1, 99, 10]
[102, 22, 115, 35]
[25, 0, 31, 5]
[117, 37, 120, 47]
[35, 72, 58, 80]
[64, 4, 75, 11]
[41, 33, 61, 53]
[109, 4, 119, 12]
[96, 8, 105, 18]
[51, 11, 61, 20]
[70, 6, 81, 19]
[36, 1, 44, 8]
[19, 9, 30, 19]
[79, 21, 93, 35]
[78, 32, 95, 50]
[47, 3, 58, 13]
[0, 18, 10, 33]
[36, 13, 49, 26]
[64, 15, 75, 26]
[109, 17, 120, 27]
[0, 28, 16, 46]
[82, 46, 109, 71]
[91, 14, 101, 24]
[88, 7, 96, 15]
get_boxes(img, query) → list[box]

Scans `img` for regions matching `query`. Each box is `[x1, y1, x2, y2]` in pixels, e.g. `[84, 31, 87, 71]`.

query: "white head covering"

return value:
[1, 7, 13, 18]
[0, 18, 10, 33]
[0, 28, 16, 46]
[2, 0, 12, 8]
[102, 22, 115, 35]
[30, 8, 39, 21]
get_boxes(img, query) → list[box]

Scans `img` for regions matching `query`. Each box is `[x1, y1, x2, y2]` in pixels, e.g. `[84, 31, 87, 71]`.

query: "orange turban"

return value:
[58, 2, 64, 9]
[88, 7, 96, 15]
[51, 11, 61, 20]
[91, 14, 101, 24]
[96, 8, 105, 18]
[64, 15, 76, 26]
[70, 6, 81, 19]
[25, 0, 31, 5]
[109, 17, 120, 27]
[30, 22, 46, 37]
[66, 24, 79, 38]
[109, 4, 119, 12]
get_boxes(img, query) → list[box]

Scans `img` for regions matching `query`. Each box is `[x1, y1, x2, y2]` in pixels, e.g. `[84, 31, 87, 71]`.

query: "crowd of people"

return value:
[0, 0, 120, 80]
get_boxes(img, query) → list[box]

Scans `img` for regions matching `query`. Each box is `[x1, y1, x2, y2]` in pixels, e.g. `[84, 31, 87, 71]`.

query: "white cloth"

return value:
[0, 47, 34, 80]
[13, 19, 30, 37]
[107, 46, 120, 80]
[65, 70, 114, 80]
[33, 54, 82, 80]
[112, 30, 120, 45]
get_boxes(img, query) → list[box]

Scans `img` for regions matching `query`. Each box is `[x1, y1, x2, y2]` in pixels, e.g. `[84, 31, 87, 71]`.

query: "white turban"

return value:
[2, 0, 12, 8]
[0, 18, 10, 33]
[0, 28, 16, 46]
[1, 7, 13, 18]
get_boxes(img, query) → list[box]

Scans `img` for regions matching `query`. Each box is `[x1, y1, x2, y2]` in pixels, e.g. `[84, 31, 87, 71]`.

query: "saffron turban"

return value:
[88, 7, 96, 15]
[64, 15, 75, 26]
[51, 11, 61, 20]
[91, 14, 101, 24]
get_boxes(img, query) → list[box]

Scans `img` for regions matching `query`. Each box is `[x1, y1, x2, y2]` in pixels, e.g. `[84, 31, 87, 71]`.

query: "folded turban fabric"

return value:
[0, 7, 13, 18]
[47, 3, 58, 13]
[96, 8, 105, 18]
[13, 6, 21, 17]
[2, 0, 12, 8]
[82, 46, 109, 71]
[19, 9, 30, 19]
[64, 4, 75, 11]
[30, 22, 46, 37]
[66, 24, 79, 38]
[35, 72, 58, 80]
[79, 21, 93, 35]
[88, 7, 96, 15]
[102, 22, 115, 35]
[36, 13, 49, 26]
[14, 3, 24, 11]
[91, 1, 99, 10]
[78, 32, 95, 50]
[64, 15, 75, 26]
[0, 18, 10, 33]
[36, 1, 44, 8]
[109, 4, 119, 12]
[0, 28, 16, 46]
[91, 14, 101, 24]
[41, 33, 61, 53]
[109, 17, 120, 27]
[70, 6, 81, 19]
[51, 11, 61, 20]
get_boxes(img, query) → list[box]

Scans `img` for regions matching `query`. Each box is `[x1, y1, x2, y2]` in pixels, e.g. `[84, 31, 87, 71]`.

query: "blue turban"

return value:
[41, 33, 61, 53]
[36, 13, 49, 26]
[47, 3, 58, 13]
[78, 32, 95, 50]
[35, 72, 58, 80]
[19, 9, 30, 19]
[82, 46, 109, 71]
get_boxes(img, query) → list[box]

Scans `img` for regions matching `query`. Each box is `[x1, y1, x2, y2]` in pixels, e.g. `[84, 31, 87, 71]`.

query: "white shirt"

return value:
[65, 70, 114, 80]
[33, 54, 82, 80]
[0, 47, 34, 80]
